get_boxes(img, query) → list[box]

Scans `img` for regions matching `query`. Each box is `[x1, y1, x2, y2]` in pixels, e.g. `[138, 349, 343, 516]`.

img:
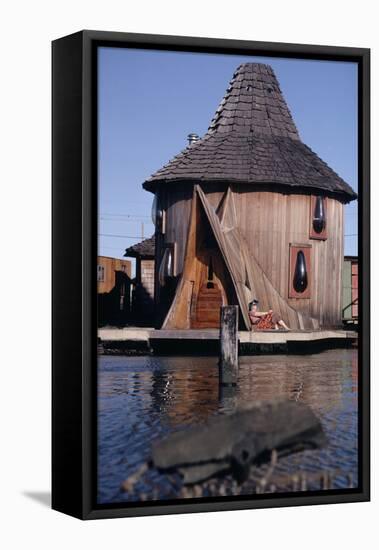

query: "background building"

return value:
[97, 256, 132, 326]
[125, 236, 155, 326]
[342, 255, 358, 325]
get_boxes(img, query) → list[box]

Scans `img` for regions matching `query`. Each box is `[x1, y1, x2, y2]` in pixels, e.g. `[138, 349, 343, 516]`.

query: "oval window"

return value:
[293, 250, 308, 293]
[151, 195, 163, 228]
[158, 248, 173, 287]
[313, 196, 326, 234]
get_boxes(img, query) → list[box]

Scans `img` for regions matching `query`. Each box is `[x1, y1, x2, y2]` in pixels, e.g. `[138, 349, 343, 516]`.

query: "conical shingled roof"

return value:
[143, 63, 356, 202]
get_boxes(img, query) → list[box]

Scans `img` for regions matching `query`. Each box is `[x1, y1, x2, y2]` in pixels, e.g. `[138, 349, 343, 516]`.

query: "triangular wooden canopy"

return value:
[163, 185, 318, 331]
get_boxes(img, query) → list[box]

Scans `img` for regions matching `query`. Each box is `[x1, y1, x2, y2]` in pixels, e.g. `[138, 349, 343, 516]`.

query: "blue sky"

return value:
[98, 47, 358, 266]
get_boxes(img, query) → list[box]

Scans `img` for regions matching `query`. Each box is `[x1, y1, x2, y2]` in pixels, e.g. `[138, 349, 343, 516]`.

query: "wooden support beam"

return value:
[219, 305, 239, 386]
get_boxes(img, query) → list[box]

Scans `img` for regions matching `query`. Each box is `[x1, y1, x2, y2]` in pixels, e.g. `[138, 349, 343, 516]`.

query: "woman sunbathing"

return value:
[248, 299, 290, 331]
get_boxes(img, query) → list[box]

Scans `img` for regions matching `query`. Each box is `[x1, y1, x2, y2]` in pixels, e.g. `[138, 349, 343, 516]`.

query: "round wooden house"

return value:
[143, 63, 357, 330]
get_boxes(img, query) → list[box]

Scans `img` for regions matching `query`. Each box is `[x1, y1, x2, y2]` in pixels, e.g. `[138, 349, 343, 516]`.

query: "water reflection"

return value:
[150, 359, 219, 425]
[98, 349, 358, 503]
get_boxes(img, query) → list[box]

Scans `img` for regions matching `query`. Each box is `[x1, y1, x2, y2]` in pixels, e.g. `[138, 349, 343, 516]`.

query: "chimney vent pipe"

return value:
[187, 133, 200, 145]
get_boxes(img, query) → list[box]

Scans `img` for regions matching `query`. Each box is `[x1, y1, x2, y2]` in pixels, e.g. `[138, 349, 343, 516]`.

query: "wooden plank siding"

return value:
[342, 257, 358, 321]
[97, 256, 131, 294]
[157, 183, 344, 329]
[163, 186, 193, 275]
[233, 188, 344, 327]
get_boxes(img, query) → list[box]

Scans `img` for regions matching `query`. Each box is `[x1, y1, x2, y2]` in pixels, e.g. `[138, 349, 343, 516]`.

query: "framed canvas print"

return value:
[52, 30, 370, 519]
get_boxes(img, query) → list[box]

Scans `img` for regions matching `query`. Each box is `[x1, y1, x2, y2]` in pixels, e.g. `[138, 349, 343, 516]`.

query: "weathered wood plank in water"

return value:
[219, 305, 239, 385]
[151, 399, 326, 484]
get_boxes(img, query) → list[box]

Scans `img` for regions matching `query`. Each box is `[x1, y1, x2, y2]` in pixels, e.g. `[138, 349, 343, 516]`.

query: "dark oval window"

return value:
[158, 248, 173, 286]
[313, 196, 326, 234]
[293, 250, 308, 293]
[151, 195, 163, 229]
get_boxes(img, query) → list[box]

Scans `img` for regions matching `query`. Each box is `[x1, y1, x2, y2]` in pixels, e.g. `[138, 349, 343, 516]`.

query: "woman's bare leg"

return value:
[279, 320, 290, 330]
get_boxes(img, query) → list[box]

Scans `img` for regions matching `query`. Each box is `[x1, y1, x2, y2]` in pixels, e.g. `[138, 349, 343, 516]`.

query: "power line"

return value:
[100, 213, 151, 219]
[99, 233, 148, 239]
[100, 217, 154, 224]
[100, 217, 151, 221]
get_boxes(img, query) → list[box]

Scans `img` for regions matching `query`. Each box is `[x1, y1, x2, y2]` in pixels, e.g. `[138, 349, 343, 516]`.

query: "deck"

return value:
[98, 327, 358, 355]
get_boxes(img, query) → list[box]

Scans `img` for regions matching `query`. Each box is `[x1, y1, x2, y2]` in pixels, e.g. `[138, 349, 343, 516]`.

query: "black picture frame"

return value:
[52, 30, 370, 520]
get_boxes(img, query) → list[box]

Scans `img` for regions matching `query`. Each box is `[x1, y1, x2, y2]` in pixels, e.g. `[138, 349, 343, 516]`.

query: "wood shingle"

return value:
[124, 235, 155, 259]
[143, 63, 356, 202]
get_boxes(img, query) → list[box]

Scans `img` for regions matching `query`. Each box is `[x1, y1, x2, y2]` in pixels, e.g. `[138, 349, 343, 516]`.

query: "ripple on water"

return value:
[98, 349, 358, 503]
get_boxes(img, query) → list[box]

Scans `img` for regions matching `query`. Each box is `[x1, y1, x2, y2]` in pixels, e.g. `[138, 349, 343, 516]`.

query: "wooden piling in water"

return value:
[219, 305, 239, 386]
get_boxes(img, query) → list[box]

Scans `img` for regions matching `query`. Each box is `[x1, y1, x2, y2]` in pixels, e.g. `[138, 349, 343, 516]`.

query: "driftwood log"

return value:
[151, 399, 326, 484]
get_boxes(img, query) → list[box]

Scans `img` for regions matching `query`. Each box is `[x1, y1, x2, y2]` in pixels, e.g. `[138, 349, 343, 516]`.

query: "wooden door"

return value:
[191, 254, 224, 329]
[192, 282, 223, 329]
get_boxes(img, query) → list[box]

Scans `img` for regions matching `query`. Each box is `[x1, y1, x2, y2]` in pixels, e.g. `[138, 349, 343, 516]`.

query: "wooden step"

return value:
[191, 283, 223, 329]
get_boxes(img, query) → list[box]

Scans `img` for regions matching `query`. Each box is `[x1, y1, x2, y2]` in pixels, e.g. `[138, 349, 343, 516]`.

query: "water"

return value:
[98, 349, 358, 504]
